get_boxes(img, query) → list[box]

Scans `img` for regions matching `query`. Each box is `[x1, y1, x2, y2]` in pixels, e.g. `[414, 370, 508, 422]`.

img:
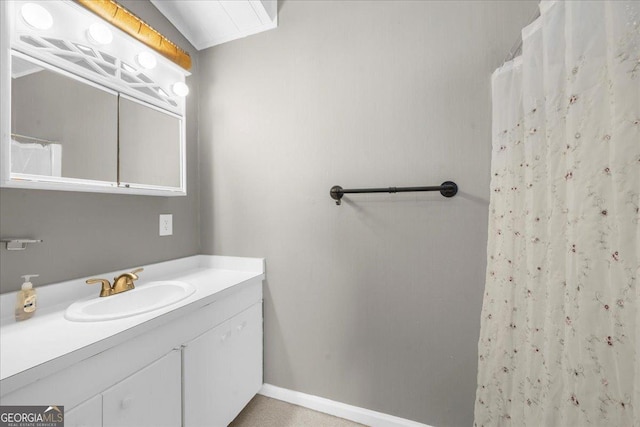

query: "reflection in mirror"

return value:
[119, 97, 182, 189]
[11, 53, 118, 182]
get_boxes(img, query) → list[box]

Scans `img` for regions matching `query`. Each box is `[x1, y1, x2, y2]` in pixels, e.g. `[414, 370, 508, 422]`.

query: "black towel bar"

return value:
[329, 181, 458, 205]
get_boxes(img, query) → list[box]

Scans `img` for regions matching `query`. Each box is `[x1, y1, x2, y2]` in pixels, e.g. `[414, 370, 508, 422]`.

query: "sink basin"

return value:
[65, 281, 196, 322]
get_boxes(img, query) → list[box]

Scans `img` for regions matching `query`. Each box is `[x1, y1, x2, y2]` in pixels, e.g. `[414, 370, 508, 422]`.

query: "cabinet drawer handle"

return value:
[121, 397, 133, 409]
[237, 321, 247, 332]
[220, 331, 231, 342]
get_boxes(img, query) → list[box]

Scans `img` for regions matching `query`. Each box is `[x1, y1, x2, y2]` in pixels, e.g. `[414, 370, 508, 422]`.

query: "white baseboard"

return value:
[259, 384, 433, 427]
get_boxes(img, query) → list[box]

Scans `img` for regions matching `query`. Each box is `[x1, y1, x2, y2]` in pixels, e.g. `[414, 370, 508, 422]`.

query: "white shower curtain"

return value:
[475, 1, 639, 426]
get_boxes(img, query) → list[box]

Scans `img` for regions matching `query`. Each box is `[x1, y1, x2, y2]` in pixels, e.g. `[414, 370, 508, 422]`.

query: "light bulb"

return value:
[21, 3, 53, 30]
[136, 52, 157, 70]
[87, 22, 113, 45]
[172, 82, 189, 97]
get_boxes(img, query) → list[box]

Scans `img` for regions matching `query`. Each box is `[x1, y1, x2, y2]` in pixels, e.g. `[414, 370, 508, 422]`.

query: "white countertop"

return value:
[0, 255, 264, 394]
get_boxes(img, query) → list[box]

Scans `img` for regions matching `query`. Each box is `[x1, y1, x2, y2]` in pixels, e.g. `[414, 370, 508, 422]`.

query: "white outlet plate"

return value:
[159, 214, 173, 236]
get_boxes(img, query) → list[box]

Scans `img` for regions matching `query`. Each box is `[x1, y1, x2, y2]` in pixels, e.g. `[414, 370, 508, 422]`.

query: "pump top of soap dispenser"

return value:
[21, 274, 38, 290]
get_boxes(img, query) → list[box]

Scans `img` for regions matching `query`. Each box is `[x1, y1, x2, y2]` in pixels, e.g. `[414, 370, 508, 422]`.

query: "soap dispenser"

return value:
[15, 274, 38, 321]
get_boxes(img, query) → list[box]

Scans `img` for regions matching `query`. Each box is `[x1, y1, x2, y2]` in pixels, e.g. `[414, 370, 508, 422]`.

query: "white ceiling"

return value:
[150, 0, 277, 51]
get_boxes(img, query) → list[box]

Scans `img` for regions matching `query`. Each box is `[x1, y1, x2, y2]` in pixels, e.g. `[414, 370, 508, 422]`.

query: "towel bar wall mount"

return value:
[329, 181, 458, 206]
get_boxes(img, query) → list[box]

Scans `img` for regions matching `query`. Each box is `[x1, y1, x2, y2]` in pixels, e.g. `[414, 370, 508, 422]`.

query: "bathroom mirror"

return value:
[6, 52, 185, 194]
[10, 53, 118, 184]
[118, 96, 183, 190]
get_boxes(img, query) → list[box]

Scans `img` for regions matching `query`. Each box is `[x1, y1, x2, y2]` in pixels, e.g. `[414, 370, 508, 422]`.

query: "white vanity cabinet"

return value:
[183, 303, 263, 427]
[103, 350, 182, 427]
[0, 270, 264, 427]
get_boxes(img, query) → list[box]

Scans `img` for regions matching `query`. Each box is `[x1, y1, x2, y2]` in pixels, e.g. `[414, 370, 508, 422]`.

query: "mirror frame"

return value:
[0, 0, 187, 196]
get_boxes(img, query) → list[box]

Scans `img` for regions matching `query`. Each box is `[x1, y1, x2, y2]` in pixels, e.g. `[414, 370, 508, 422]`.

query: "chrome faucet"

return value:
[86, 268, 144, 297]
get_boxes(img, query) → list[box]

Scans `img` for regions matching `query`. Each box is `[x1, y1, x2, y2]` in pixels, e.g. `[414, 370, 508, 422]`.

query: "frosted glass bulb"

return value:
[21, 3, 53, 30]
[136, 52, 157, 70]
[87, 22, 113, 45]
[172, 82, 189, 97]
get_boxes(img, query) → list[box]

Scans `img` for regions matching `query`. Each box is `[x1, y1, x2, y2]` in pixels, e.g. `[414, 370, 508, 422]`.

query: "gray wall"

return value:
[0, 0, 199, 292]
[198, 1, 537, 426]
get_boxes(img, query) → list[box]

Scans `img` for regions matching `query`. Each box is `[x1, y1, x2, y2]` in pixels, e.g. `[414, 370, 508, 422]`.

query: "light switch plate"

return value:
[159, 214, 173, 236]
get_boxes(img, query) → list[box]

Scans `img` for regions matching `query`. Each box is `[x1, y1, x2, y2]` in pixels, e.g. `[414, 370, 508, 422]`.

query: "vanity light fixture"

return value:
[87, 22, 113, 45]
[21, 3, 53, 30]
[172, 81, 189, 97]
[136, 51, 157, 70]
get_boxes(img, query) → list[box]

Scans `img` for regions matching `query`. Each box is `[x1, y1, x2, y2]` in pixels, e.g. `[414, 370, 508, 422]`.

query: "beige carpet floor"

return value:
[229, 395, 367, 427]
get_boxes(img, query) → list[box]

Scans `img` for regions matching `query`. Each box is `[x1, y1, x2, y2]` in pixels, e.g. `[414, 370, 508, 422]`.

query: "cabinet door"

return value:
[103, 350, 181, 427]
[65, 395, 102, 427]
[183, 303, 263, 427]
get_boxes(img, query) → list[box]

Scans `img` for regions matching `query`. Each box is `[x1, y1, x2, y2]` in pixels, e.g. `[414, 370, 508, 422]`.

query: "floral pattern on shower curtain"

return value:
[474, 1, 639, 426]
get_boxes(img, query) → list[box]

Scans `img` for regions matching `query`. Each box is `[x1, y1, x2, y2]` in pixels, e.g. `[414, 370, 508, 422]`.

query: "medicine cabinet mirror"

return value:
[118, 96, 182, 190]
[1, 0, 190, 196]
[11, 53, 118, 184]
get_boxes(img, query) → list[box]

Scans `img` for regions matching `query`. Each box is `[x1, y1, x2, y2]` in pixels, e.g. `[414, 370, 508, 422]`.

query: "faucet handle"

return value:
[86, 278, 113, 297]
[86, 278, 110, 286]
[129, 267, 144, 280]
